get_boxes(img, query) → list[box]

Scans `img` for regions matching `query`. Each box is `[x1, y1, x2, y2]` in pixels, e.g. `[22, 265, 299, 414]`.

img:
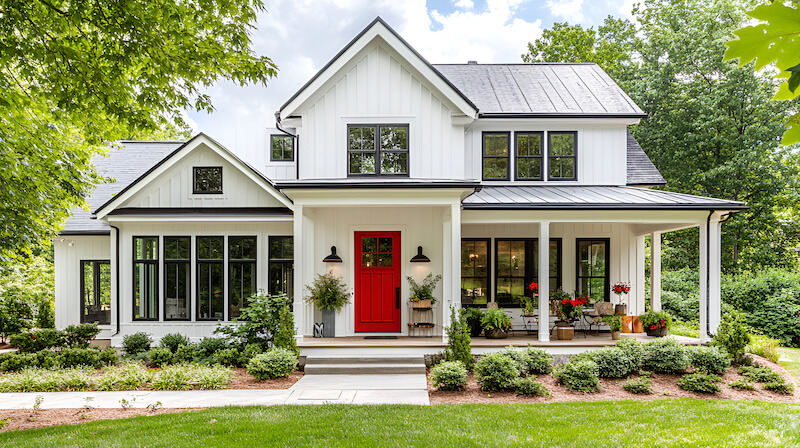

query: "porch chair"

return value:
[581, 302, 615, 337]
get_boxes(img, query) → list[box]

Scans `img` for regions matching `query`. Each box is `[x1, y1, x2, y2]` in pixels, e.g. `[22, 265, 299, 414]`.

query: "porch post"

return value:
[709, 218, 722, 335]
[699, 219, 709, 343]
[650, 232, 662, 312]
[538, 221, 550, 342]
[292, 205, 305, 341]
[634, 235, 646, 316]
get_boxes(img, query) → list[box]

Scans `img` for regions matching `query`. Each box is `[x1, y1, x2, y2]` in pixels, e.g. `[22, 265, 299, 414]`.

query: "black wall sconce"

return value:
[410, 246, 430, 263]
[323, 246, 342, 263]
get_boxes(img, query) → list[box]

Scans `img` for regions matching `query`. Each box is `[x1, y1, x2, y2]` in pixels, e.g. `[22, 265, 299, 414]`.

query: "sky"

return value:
[185, 0, 636, 148]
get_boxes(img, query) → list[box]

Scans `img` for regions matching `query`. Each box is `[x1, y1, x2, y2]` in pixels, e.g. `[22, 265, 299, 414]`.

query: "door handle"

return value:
[396, 287, 400, 309]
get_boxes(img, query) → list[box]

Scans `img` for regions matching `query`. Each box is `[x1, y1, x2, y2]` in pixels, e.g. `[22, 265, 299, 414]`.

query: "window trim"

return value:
[482, 131, 511, 181]
[270, 134, 295, 162]
[163, 236, 191, 322]
[347, 124, 410, 178]
[132, 236, 159, 322]
[514, 131, 544, 181]
[493, 238, 563, 308]
[192, 166, 224, 195]
[547, 131, 578, 181]
[268, 235, 294, 297]
[461, 238, 492, 308]
[196, 236, 225, 322]
[228, 236, 258, 319]
[80, 259, 111, 325]
[575, 238, 611, 302]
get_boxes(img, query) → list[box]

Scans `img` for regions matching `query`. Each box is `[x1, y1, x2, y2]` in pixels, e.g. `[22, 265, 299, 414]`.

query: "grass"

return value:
[778, 347, 800, 380]
[3, 400, 800, 447]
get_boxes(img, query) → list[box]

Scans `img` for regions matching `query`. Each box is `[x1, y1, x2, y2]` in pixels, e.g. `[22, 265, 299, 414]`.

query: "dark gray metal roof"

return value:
[626, 131, 666, 185]
[60, 141, 185, 234]
[433, 63, 645, 116]
[463, 186, 746, 210]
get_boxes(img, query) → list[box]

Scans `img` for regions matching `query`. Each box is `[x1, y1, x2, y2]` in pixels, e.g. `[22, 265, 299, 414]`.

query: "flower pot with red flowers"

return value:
[611, 282, 630, 315]
[640, 310, 671, 337]
[552, 289, 588, 340]
[519, 281, 539, 317]
[481, 308, 511, 339]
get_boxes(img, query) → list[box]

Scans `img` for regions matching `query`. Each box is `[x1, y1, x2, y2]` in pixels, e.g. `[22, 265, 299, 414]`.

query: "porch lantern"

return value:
[410, 246, 431, 263]
[323, 246, 342, 263]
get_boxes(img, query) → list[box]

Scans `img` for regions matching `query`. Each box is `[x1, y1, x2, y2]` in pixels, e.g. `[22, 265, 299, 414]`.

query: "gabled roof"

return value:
[278, 17, 478, 119]
[626, 131, 666, 186]
[434, 63, 646, 118]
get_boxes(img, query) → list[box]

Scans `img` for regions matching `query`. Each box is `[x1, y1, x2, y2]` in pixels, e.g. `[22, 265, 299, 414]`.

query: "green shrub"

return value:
[150, 364, 232, 390]
[273, 305, 299, 357]
[722, 271, 800, 346]
[623, 375, 653, 394]
[499, 347, 530, 374]
[237, 344, 263, 367]
[173, 344, 200, 364]
[678, 373, 721, 394]
[747, 334, 781, 363]
[159, 333, 190, 353]
[35, 297, 55, 329]
[0, 367, 94, 392]
[98, 348, 118, 366]
[763, 380, 795, 395]
[554, 360, 600, 392]
[738, 365, 783, 383]
[430, 361, 468, 391]
[197, 337, 228, 358]
[661, 289, 700, 322]
[58, 348, 102, 369]
[0, 296, 34, 340]
[10, 328, 64, 353]
[444, 307, 474, 370]
[246, 348, 297, 380]
[122, 332, 152, 355]
[35, 350, 59, 369]
[689, 346, 731, 374]
[474, 352, 519, 391]
[213, 348, 242, 368]
[63, 323, 100, 348]
[149, 364, 193, 390]
[148, 347, 173, 368]
[584, 347, 638, 378]
[615, 338, 644, 365]
[215, 292, 290, 349]
[728, 379, 754, 390]
[514, 378, 550, 396]
[714, 312, 750, 363]
[94, 361, 151, 391]
[523, 347, 553, 375]
[641, 338, 689, 374]
[0, 353, 38, 372]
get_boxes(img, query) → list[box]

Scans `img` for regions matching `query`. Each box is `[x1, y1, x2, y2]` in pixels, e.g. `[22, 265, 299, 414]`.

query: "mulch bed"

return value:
[429, 356, 799, 404]
[0, 408, 204, 433]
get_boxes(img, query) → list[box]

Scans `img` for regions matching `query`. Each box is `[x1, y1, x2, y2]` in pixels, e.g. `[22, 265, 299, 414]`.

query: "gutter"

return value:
[110, 225, 121, 337]
[274, 111, 299, 180]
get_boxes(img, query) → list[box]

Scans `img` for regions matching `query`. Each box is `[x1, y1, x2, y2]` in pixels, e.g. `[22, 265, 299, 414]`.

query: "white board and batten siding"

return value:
[54, 236, 112, 337]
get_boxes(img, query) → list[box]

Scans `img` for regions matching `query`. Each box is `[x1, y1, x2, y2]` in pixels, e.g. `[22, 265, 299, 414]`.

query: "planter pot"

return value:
[556, 325, 575, 340]
[484, 328, 508, 339]
[412, 299, 432, 309]
[631, 316, 643, 333]
[615, 304, 627, 315]
[645, 327, 669, 337]
[611, 331, 621, 340]
[321, 309, 336, 338]
[468, 321, 483, 337]
[621, 316, 633, 333]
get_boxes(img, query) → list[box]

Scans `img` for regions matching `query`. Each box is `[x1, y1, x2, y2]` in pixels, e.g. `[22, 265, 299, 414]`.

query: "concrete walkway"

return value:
[0, 374, 430, 409]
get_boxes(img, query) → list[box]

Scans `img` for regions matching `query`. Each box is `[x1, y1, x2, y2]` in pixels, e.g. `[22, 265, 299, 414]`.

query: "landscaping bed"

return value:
[0, 408, 203, 433]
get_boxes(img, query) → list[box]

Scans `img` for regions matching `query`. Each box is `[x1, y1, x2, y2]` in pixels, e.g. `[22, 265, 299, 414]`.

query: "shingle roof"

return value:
[59, 141, 185, 234]
[463, 186, 746, 210]
[433, 63, 645, 116]
[626, 131, 665, 186]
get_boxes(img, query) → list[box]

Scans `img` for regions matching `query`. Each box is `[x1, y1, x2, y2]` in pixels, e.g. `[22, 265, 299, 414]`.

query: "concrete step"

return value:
[304, 363, 427, 375]
[305, 356, 424, 365]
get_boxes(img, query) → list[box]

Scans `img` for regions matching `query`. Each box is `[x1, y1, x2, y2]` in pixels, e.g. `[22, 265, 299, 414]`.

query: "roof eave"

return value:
[462, 204, 748, 211]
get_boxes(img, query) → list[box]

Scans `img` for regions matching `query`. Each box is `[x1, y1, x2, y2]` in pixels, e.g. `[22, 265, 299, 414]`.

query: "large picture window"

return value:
[229, 236, 257, 319]
[268, 236, 294, 297]
[81, 260, 110, 325]
[461, 239, 490, 307]
[197, 236, 224, 321]
[347, 124, 409, 176]
[548, 131, 577, 180]
[576, 239, 610, 301]
[164, 236, 190, 321]
[482, 132, 510, 180]
[133, 236, 158, 321]
[495, 239, 562, 308]
[515, 132, 543, 180]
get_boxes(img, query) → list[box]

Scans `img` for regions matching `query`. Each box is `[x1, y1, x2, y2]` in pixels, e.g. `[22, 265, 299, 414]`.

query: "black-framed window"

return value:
[197, 236, 224, 321]
[81, 260, 110, 325]
[268, 236, 294, 297]
[461, 239, 490, 307]
[495, 238, 562, 308]
[271, 135, 294, 161]
[164, 236, 190, 321]
[576, 239, 610, 301]
[347, 124, 409, 176]
[193, 167, 223, 194]
[548, 131, 577, 180]
[482, 132, 510, 180]
[229, 236, 257, 319]
[133, 236, 158, 321]
[515, 132, 544, 180]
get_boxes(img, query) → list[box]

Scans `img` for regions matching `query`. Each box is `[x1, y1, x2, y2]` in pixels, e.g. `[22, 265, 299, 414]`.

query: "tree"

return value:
[0, 0, 277, 263]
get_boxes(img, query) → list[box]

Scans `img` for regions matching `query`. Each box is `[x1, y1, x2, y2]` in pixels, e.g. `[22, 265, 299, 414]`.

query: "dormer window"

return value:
[515, 132, 543, 180]
[482, 132, 510, 180]
[271, 135, 294, 161]
[348, 124, 409, 176]
[548, 132, 577, 181]
[193, 167, 223, 194]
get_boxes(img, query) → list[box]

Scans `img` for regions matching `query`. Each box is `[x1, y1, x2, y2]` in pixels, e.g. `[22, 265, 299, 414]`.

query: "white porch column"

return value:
[634, 235, 646, 316]
[709, 218, 722, 336]
[538, 221, 550, 342]
[650, 232, 662, 312]
[292, 205, 305, 340]
[699, 219, 709, 343]
[441, 203, 461, 342]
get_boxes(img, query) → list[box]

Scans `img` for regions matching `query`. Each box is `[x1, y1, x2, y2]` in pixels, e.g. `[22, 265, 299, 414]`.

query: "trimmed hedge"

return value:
[474, 353, 519, 391]
[430, 361, 468, 391]
[246, 348, 297, 380]
[641, 338, 690, 374]
[554, 360, 600, 392]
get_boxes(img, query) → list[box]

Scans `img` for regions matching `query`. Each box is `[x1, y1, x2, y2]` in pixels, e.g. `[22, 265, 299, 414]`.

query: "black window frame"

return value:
[270, 134, 295, 162]
[482, 131, 511, 181]
[347, 124, 410, 177]
[514, 131, 544, 181]
[461, 238, 491, 308]
[494, 238, 562, 308]
[268, 236, 294, 297]
[575, 238, 611, 302]
[163, 236, 191, 322]
[192, 166, 224, 194]
[228, 236, 258, 320]
[132, 236, 159, 321]
[196, 236, 225, 321]
[547, 131, 578, 181]
[80, 260, 111, 325]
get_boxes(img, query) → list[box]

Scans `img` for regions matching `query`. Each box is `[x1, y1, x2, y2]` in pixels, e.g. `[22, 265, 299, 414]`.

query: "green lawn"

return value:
[3, 400, 800, 447]
[779, 347, 800, 380]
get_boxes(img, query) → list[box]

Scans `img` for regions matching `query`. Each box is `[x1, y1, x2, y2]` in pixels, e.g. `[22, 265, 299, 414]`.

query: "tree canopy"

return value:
[0, 0, 277, 264]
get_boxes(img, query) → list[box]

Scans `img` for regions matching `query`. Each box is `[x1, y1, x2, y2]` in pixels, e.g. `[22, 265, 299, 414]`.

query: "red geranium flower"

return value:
[528, 281, 538, 293]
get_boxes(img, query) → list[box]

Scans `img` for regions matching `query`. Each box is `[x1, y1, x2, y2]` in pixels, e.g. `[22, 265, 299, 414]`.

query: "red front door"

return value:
[354, 231, 401, 332]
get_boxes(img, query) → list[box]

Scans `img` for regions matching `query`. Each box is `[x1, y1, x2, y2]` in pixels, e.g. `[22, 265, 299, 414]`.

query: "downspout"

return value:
[274, 112, 299, 180]
[109, 224, 121, 337]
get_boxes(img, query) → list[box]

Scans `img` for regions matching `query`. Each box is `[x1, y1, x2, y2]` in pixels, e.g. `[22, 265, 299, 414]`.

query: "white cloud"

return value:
[454, 0, 474, 8]
[546, 0, 585, 23]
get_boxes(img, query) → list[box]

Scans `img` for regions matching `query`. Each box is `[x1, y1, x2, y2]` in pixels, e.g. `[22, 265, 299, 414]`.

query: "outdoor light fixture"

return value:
[410, 246, 430, 263]
[322, 246, 342, 263]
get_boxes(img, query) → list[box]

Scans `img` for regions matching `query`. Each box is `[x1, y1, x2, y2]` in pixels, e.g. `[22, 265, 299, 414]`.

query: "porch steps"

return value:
[303, 355, 426, 375]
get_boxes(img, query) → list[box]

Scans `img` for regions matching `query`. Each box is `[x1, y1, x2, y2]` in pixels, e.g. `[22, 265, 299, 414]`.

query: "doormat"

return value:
[363, 336, 398, 340]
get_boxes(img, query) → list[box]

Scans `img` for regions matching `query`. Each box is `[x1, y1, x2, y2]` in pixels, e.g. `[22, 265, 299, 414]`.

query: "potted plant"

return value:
[603, 314, 622, 340]
[519, 281, 538, 317]
[481, 308, 511, 339]
[640, 310, 671, 337]
[553, 290, 588, 341]
[611, 281, 630, 315]
[304, 272, 351, 337]
[407, 273, 442, 308]
[461, 307, 484, 337]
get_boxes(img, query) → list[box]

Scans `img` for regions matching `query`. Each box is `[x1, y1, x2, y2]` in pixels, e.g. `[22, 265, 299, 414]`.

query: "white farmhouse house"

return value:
[54, 18, 744, 350]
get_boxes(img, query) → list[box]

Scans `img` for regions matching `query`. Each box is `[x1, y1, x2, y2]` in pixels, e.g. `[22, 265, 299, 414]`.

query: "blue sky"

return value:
[185, 0, 634, 149]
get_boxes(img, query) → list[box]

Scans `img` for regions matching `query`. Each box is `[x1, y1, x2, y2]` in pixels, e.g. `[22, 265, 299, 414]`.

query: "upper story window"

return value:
[271, 135, 294, 162]
[482, 132, 510, 180]
[193, 167, 223, 194]
[548, 132, 577, 181]
[515, 132, 543, 180]
[348, 124, 409, 176]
